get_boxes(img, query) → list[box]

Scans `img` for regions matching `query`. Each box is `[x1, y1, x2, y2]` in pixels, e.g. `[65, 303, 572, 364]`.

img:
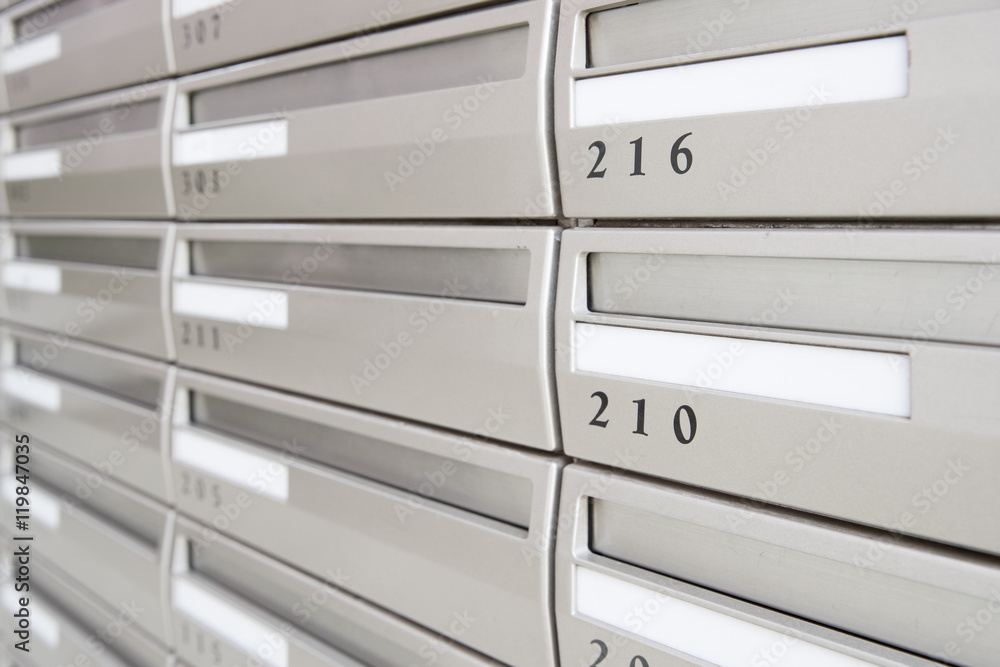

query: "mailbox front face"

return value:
[2, 82, 174, 218]
[556, 228, 1000, 556]
[1, 0, 170, 111]
[554, 0, 1000, 218]
[0, 442, 174, 646]
[170, 0, 558, 220]
[2, 221, 175, 359]
[170, 0, 513, 74]
[168, 370, 561, 667]
[0, 326, 175, 502]
[555, 464, 992, 667]
[171, 224, 560, 451]
[170, 517, 505, 667]
[0, 546, 172, 667]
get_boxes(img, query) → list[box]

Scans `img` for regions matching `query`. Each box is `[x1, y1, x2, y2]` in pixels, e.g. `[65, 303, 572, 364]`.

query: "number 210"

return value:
[589, 391, 697, 444]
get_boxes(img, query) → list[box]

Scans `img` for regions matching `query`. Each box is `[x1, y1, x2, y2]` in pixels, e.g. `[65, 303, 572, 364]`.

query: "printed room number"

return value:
[588, 133, 693, 179]
[589, 391, 697, 444]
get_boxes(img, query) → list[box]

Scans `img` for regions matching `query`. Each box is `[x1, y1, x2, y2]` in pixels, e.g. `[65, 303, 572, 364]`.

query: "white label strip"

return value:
[173, 428, 288, 501]
[174, 578, 289, 667]
[574, 324, 910, 417]
[173, 281, 289, 330]
[575, 36, 909, 126]
[2, 262, 62, 294]
[1, 371, 62, 412]
[3, 148, 63, 181]
[576, 568, 876, 667]
[173, 120, 289, 166]
[173, 0, 233, 19]
[33, 485, 62, 530]
[2, 32, 61, 74]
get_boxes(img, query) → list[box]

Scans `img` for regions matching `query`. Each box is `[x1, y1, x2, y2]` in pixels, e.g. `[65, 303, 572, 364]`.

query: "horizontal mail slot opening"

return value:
[190, 390, 533, 529]
[589, 495, 1000, 666]
[17, 233, 160, 270]
[191, 240, 530, 305]
[574, 324, 911, 416]
[575, 567, 878, 667]
[181, 533, 384, 666]
[30, 448, 163, 550]
[588, 252, 1000, 346]
[14, 336, 162, 410]
[13, 0, 122, 40]
[189, 25, 528, 124]
[575, 36, 908, 126]
[584, 0, 974, 69]
[14, 98, 160, 149]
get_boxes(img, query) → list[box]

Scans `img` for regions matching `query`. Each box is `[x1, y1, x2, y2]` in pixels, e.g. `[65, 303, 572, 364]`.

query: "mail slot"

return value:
[555, 227, 1000, 556]
[171, 516, 506, 667]
[0, 538, 172, 667]
[2, 221, 175, 359]
[0, 441, 174, 646]
[169, 369, 561, 667]
[556, 463, 998, 667]
[171, 224, 559, 450]
[171, 0, 515, 74]
[1, 0, 171, 111]
[554, 0, 1000, 218]
[2, 81, 174, 218]
[170, 0, 557, 220]
[0, 326, 175, 502]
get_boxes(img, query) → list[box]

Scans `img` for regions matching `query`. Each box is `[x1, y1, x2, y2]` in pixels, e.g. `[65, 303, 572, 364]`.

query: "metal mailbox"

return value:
[0, 442, 174, 646]
[169, 369, 561, 667]
[0, 326, 175, 502]
[555, 463, 999, 667]
[1, 0, 170, 111]
[0, 541, 173, 667]
[171, 224, 560, 451]
[169, 0, 558, 220]
[170, 516, 505, 667]
[553, 0, 1000, 218]
[1, 221, 175, 359]
[555, 228, 1000, 556]
[1, 81, 174, 218]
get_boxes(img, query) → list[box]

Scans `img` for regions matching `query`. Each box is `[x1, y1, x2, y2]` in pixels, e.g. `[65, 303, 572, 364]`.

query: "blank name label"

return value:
[575, 567, 876, 667]
[574, 324, 910, 416]
[174, 577, 289, 667]
[575, 36, 909, 126]
[173, 428, 289, 502]
[173, 281, 289, 330]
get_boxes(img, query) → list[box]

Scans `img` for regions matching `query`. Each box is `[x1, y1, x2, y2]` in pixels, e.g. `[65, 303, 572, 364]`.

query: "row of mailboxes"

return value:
[3, 390, 1000, 666]
[0, 0, 560, 220]
[0, 437, 518, 666]
[3, 224, 1000, 546]
[0, 222, 561, 450]
[1, 0, 999, 218]
[0, 0, 518, 111]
